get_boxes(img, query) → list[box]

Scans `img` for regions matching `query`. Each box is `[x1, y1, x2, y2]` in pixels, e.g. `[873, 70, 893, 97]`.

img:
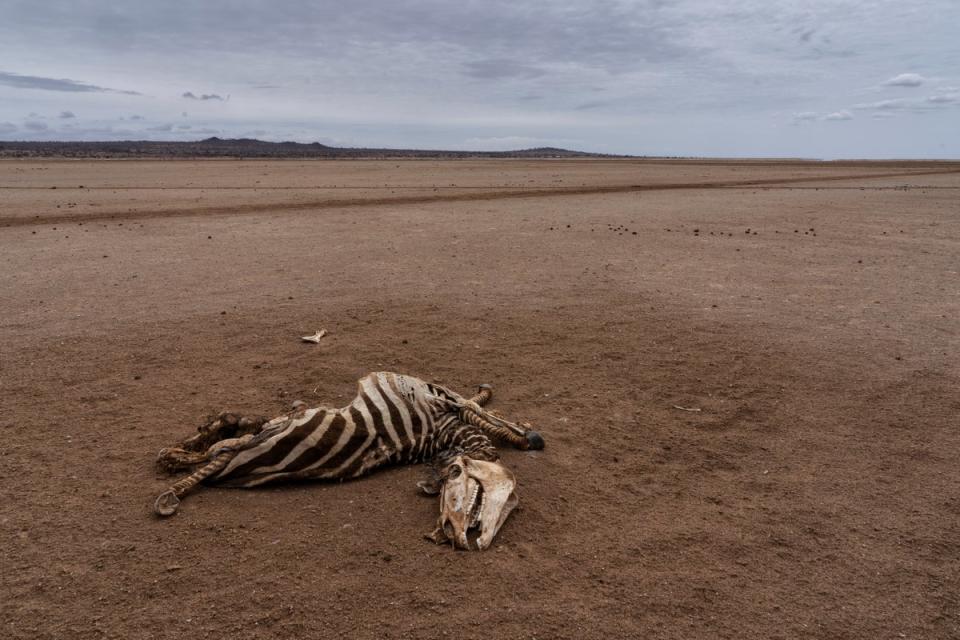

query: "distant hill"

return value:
[0, 137, 615, 159]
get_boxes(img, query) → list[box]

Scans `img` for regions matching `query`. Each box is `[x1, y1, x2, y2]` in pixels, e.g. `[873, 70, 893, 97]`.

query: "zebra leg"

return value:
[176, 412, 241, 452]
[154, 404, 309, 516]
[156, 447, 210, 473]
[181, 413, 268, 451]
[460, 402, 545, 451]
[464, 383, 545, 448]
[471, 384, 494, 407]
[153, 436, 252, 516]
[157, 413, 269, 473]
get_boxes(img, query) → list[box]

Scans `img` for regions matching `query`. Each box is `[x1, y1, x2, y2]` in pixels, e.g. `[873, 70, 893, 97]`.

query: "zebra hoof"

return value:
[525, 431, 545, 450]
[154, 491, 181, 517]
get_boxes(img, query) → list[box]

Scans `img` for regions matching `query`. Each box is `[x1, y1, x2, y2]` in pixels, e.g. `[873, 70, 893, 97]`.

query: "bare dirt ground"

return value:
[2, 159, 959, 639]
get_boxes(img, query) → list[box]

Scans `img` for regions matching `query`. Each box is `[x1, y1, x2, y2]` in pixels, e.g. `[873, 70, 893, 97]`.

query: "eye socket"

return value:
[448, 465, 462, 479]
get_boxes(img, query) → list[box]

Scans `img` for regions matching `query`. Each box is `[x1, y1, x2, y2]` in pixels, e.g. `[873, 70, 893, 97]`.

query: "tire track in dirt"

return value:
[2, 167, 958, 228]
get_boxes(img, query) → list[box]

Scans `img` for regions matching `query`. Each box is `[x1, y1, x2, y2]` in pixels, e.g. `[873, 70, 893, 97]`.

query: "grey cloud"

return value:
[792, 111, 819, 122]
[24, 120, 48, 131]
[807, 47, 857, 60]
[881, 73, 925, 87]
[462, 60, 547, 80]
[0, 122, 17, 134]
[575, 101, 611, 111]
[0, 70, 140, 94]
[851, 95, 957, 113]
[0, 2, 697, 75]
[182, 91, 224, 101]
[146, 123, 173, 132]
[792, 110, 853, 123]
[40, 125, 141, 139]
[59, 110, 75, 118]
[784, 22, 858, 60]
[823, 110, 853, 121]
[129, 114, 144, 120]
[852, 99, 912, 111]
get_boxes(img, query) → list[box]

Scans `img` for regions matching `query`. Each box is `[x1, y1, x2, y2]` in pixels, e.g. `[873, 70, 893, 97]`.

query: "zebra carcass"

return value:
[154, 372, 544, 550]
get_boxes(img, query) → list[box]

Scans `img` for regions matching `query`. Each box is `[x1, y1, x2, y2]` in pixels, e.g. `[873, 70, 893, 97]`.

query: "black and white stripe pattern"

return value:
[208, 372, 501, 487]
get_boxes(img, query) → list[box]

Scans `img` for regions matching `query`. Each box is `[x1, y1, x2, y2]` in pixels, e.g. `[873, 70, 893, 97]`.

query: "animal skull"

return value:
[429, 456, 518, 550]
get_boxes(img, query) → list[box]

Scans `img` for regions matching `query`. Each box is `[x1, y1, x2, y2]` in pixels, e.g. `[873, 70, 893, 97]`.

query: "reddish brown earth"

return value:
[2, 159, 959, 639]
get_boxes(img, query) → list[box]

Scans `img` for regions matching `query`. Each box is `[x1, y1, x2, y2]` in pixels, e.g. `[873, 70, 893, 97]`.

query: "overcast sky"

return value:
[0, 0, 957, 158]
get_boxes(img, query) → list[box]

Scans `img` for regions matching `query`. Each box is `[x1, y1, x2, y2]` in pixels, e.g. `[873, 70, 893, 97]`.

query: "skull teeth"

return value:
[466, 485, 479, 516]
[470, 492, 485, 528]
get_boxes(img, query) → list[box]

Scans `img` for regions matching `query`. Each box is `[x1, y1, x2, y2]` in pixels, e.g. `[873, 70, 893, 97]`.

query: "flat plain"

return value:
[2, 158, 959, 639]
